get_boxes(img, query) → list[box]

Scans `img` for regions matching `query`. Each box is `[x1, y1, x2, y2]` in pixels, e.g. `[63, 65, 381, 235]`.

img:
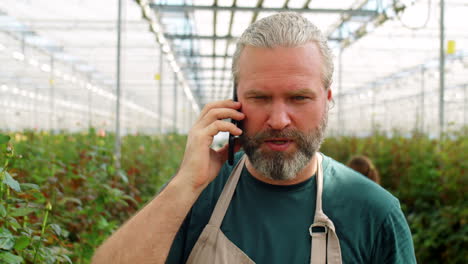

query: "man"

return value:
[93, 12, 416, 263]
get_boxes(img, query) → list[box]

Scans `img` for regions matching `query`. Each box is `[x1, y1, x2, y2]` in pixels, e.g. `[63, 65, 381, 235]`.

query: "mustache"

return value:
[248, 128, 307, 142]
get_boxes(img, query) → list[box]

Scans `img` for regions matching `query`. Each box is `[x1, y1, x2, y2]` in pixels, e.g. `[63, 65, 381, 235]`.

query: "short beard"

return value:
[240, 112, 328, 181]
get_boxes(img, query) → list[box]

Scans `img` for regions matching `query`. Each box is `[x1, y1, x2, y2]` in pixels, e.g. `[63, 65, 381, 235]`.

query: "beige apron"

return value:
[186, 153, 342, 264]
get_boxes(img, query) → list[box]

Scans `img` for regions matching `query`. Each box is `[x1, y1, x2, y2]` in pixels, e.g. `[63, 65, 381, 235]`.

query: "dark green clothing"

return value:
[167, 153, 416, 263]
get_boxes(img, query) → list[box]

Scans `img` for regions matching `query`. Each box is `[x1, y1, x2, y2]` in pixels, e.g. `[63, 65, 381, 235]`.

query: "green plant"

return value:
[0, 130, 187, 263]
[1, 128, 465, 263]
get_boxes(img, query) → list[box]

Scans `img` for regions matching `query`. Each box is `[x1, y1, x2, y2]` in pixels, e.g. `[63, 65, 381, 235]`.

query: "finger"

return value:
[198, 100, 241, 121]
[203, 120, 243, 138]
[198, 108, 245, 128]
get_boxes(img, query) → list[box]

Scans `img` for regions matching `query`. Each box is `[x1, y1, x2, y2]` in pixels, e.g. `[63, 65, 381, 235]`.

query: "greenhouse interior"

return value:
[0, 0, 466, 263]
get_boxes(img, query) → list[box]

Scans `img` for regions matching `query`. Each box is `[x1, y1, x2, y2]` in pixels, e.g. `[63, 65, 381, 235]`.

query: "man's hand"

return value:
[176, 99, 245, 191]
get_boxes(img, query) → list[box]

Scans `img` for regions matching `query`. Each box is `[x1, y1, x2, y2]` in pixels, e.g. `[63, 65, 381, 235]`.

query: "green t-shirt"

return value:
[167, 153, 416, 263]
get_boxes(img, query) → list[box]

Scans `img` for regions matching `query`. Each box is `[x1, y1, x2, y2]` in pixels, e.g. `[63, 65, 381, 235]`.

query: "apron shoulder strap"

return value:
[208, 156, 246, 227]
[310, 153, 342, 264]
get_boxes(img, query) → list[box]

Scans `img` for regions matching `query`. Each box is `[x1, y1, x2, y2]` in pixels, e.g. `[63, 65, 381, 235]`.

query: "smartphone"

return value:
[228, 82, 240, 165]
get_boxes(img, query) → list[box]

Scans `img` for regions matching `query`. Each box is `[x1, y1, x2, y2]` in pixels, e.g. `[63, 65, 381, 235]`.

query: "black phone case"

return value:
[228, 84, 238, 165]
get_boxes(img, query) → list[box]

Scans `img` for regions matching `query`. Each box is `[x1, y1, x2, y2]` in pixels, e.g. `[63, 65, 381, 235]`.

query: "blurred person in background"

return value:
[347, 155, 381, 184]
[92, 12, 416, 264]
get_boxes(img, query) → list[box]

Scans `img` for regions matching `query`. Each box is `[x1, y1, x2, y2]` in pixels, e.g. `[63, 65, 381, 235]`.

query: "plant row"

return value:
[0, 130, 185, 263]
[0, 128, 466, 263]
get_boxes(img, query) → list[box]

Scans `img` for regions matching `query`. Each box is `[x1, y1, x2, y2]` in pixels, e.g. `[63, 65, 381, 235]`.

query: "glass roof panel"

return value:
[1, 0, 467, 133]
[262, 0, 288, 8]
[218, 0, 235, 7]
[236, 0, 259, 8]
[231, 11, 254, 36]
[194, 10, 214, 36]
[216, 11, 232, 36]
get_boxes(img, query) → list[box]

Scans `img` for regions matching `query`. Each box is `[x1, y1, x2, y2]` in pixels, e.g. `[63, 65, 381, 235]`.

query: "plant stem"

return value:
[41, 210, 49, 235]
[33, 202, 51, 263]
[5, 186, 9, 215]
[0, 169, 4, 201]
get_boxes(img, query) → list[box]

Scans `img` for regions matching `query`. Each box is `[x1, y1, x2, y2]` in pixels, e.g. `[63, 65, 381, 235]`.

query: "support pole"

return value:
[371, 86, 376, 131]
[439, 0, 445, 138]
[49, 56, 55, 133]
[360, 107, 365, 134]
[114, 0, 123, 169]
[384, 101, 389, 132]
[187, 100, 191, 133]
[34, 85, 38, 129]
[88, 75, 92, 129]
[173, 71, 178, 133]
[464, 84, 467, 127]
[190, 105, 194, 130]
[158, 46, 164, 134]
[420, 66, 425, 132]
[337, 48, 343, 135]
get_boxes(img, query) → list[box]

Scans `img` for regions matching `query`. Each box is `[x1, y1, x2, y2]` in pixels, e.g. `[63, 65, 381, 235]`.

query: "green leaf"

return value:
[14, 235, 30, 251]
[19, 183, 40, 191]
[60, 254, 73, 264]
[3, 172, 21, 192]
[0, 228, 14, 250]
[6, 216, 21, 231]
[49, 224, 62, 237]
[0, 251, 23, 264]
[10, 207, 36, 217]
[107, 165, 115, 175]
[59, 197, 82, 206]
[97, 216, 109, 230]
[0, 134, 10, 144]
[117, 170, 129, 184]
[32, 235, 42, 242]
[0, 204, 6, 217]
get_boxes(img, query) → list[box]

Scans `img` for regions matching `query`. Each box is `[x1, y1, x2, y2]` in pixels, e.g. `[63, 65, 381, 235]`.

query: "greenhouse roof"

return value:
[0, 0, 466, 135]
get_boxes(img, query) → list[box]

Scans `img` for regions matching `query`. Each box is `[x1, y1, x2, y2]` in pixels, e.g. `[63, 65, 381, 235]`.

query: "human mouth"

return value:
[264, 138, 293, 151]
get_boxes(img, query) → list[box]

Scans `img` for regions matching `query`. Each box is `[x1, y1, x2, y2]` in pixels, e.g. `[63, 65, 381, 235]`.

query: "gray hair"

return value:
[232, 12, 334, 90]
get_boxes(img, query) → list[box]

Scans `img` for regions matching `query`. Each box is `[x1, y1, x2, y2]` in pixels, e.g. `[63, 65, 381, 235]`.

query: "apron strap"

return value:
[310, 153, 342, 264]
[208, 156, 246, 227]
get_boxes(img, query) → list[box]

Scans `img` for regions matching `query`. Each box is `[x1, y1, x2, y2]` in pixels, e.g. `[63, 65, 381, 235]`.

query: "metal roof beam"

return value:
[150, 4, 378, 16]
[251, 0, 265, 23]
[166, 33, 235, 40]
[186, 67, 230, 71]
[187, 77, 231, 81]
[164, 33, 237, 40]
[177, 53, 231, 58]
[302, 0, 312, 8]
[167, 33, 342, 42]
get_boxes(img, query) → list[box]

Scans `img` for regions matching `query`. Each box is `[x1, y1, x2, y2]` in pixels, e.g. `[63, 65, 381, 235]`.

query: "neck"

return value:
[245, 153, 318, 186]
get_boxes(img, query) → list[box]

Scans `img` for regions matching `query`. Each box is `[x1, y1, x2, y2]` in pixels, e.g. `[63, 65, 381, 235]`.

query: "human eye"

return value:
[248, 95, 269, 101]
[292, 95, 309, 101]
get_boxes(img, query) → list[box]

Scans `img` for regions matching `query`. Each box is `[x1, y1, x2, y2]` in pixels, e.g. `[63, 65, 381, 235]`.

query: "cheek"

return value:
[241, 106, 266, 131]
[294, 105, 326, 128]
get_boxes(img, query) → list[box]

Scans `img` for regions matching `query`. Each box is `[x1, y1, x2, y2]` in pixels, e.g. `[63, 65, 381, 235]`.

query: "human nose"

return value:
[266, 101, 291, 130]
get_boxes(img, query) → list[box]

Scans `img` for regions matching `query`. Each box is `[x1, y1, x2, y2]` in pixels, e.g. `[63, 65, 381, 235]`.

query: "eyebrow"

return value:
[286, 88, 316, 96]
[243, 87, 317, 97]
[243, 89, 268, 97]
